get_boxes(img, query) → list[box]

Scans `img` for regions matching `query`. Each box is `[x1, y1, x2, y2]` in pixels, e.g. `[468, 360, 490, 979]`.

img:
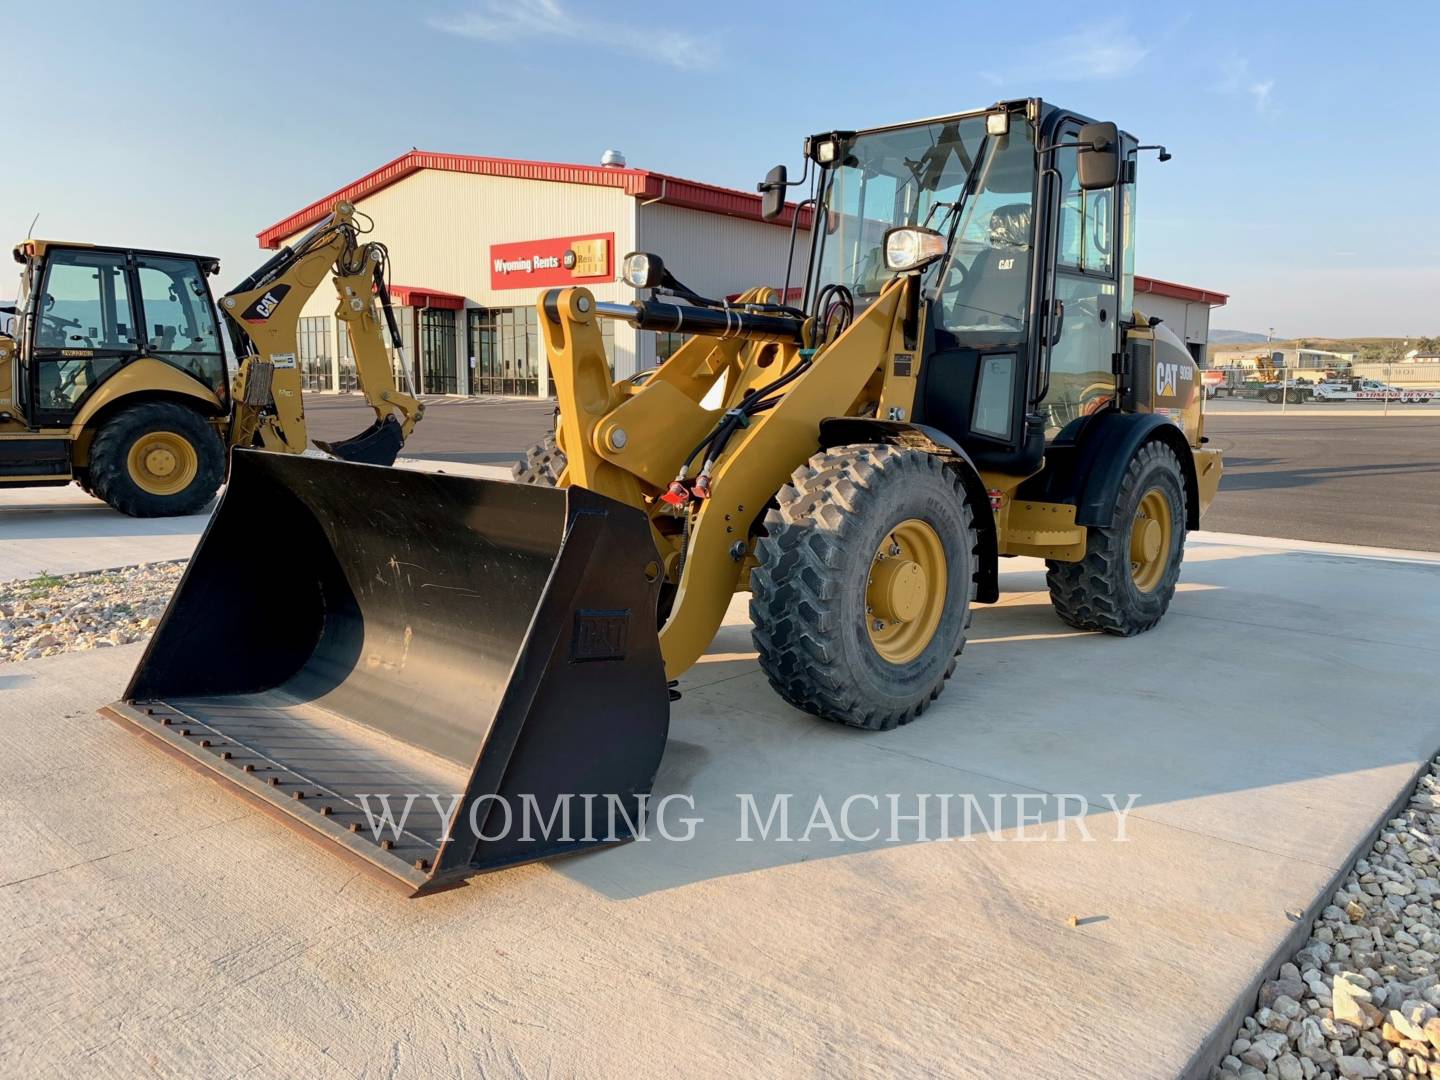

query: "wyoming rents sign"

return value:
[489, 233, 614, 291]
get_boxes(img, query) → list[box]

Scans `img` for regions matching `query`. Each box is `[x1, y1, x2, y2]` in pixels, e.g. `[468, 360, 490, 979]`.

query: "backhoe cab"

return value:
[0, 201, 421, 515]
[106, 99, 1220, 895]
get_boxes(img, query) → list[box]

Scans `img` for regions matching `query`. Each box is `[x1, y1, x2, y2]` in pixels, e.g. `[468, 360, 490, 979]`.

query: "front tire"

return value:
[749, 444, 978, 731]
[88, 402, 225, 517]
[1046, 441, 1187, 636]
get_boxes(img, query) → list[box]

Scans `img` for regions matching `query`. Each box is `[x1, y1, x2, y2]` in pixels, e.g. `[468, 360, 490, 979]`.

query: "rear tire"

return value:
[1045, 441, 1187, 636]
[511, 431, 566, 486]
[89, 402, 225, 517]
[749, 444, 978, 731]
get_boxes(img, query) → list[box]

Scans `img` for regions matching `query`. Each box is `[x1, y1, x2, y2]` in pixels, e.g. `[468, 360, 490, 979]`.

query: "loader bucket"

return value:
[101, 450, 670, 896]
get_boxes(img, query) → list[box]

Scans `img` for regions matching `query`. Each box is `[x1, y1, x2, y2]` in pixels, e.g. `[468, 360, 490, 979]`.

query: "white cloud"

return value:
[1250, 79, 1275, 113]
[428, 0, 715, 71]
[1219, 56, 1278, 115]
[980, 19, 1149, 84]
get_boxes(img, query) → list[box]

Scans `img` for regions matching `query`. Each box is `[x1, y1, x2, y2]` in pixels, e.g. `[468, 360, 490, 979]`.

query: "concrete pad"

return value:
[1, 535, 1437, 1078]
[0, 486, 205, 583]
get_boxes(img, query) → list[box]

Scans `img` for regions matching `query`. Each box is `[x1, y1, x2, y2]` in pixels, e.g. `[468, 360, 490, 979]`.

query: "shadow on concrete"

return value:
[0, 503, 210, 541]
[0, 674, 34, 690]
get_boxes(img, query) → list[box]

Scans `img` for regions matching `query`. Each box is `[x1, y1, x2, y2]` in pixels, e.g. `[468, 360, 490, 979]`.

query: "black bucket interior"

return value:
[113, 451, 670, 894]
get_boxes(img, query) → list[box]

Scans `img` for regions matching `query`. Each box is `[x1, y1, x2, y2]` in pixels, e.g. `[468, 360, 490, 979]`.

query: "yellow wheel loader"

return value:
[104, 99, 1221, 896]
[0, 201, 421, 515]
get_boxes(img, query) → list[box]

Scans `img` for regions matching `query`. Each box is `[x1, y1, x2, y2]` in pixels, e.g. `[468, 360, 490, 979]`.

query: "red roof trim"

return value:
[1134, 275, 1228, 307]
[257, 151, 813, 248]
[387, 284, 464, 310]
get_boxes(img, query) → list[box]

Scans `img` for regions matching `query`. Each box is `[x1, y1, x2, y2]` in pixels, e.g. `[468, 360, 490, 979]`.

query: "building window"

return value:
[420, 308, 458, 394]
[297, 316, 333, 391]
[468, 307, 540, 396]
[654, 331, 688, 366]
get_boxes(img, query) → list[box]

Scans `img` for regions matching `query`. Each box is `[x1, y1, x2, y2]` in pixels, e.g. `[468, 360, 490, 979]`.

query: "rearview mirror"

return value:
[1077, 122, 1119, 190]
[758, 165, 787, 222]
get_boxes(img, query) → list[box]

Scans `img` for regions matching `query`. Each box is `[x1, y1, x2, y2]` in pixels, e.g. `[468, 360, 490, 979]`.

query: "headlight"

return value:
[816, 139, 838, 164]
[883, 227, 947, 273]
[986, 111, 1010, 136]
[621, 251, 664, 290]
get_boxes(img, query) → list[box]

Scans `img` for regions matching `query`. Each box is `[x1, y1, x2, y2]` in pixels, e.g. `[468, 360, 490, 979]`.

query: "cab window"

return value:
[136, 255, 225, 390]
[933, 122, 1038, 339]
[36, 250, 137, 352]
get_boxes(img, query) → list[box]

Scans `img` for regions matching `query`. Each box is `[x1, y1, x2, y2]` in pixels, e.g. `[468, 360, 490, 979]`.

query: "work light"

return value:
[883, 227, 947, 273]
[621, 251, 664, 290]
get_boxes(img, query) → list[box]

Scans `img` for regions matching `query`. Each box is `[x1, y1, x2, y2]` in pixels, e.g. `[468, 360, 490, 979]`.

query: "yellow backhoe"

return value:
[104, 99, 1221, 896]
[0, 201, 421, 515]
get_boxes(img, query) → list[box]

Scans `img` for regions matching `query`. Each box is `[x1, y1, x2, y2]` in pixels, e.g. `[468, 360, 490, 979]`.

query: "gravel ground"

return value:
[1216, 763, 1440, 1079]
[0, 562, 184, 662]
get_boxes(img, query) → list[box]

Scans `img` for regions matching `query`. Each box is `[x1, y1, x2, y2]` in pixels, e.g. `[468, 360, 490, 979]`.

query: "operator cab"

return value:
[4, 241, 225, 429]
[777, 100, 1147, 477]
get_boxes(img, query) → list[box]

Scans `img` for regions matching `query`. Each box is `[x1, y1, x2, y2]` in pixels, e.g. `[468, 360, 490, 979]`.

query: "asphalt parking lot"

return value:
[1202, 406, 1440, 550]
[305, 393, 552, 468]
[310, 393, 1440, 551]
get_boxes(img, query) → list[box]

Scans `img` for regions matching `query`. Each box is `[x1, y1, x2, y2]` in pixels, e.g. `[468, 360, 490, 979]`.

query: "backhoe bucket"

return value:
[102, 450, 670, 896]
[313, 414, 406, 466]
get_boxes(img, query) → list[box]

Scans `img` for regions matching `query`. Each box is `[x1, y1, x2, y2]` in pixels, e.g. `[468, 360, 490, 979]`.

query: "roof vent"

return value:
[600, 149, 627, 168]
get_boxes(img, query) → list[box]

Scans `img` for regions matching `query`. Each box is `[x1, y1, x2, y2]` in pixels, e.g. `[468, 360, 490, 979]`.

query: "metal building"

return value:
[256, 151, 812, 398]
[1132, 277, 1229, 363]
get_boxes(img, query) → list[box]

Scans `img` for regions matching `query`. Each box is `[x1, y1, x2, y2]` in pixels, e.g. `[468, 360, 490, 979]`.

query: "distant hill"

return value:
[1210, 329, 1272, 344]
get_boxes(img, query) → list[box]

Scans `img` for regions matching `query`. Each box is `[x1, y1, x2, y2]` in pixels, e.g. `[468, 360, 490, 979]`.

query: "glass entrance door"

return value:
[419, 308, 457, 394]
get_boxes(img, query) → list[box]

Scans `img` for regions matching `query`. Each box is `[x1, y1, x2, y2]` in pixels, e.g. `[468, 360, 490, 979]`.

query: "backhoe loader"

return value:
[0, 201, 421, 515]
[104, 99, 1220, 896]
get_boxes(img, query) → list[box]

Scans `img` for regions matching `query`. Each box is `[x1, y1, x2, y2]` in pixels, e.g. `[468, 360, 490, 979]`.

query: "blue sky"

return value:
[3, 1, 1436, 337]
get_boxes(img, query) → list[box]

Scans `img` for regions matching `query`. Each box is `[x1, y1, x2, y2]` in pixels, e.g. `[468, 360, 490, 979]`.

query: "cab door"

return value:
[1038, 117, 1123, 435]
[29, 248, 141, 426]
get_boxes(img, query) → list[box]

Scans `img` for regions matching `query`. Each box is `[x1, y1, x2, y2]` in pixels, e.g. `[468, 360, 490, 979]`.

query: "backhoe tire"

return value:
[1045, 440, 1186, 637]
[88, 402, 225, 518]
[750, 444, 977, 731]
[511, 431, 566, 486]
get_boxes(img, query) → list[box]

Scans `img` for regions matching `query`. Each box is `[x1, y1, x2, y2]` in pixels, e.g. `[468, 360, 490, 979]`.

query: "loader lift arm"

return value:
[220, 200, 423, 464]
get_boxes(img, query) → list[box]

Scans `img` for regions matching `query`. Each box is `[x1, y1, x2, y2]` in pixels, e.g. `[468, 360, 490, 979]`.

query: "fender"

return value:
[1021, 412, 1201, 530]
[817, 417, 999, 604]
[69, 357, 224, 438]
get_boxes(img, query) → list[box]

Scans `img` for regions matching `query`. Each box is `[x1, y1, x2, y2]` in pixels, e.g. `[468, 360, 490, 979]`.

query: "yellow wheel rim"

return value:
[126, 431, 198, 496]
[866, 518, 947, 664]
[1129, 488, 1174, 593]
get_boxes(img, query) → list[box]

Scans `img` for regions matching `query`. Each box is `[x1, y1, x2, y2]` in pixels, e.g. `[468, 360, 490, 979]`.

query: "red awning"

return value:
[1134, 275, 1228, 307]
[386, 284, 465, 310]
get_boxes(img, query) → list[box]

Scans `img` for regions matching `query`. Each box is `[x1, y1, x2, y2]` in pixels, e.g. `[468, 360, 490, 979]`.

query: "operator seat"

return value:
[949, 203, 1031, 330]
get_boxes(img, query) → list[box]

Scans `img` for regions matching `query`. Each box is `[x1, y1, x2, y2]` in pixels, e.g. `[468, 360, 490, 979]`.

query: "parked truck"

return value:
[1311, 377, 1433, 404]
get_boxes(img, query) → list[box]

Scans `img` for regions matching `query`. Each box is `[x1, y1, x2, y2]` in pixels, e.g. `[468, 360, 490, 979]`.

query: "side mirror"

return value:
[621, 251, 665, 290]
[1077, 121, 1119, 191]
[883, 227, 947, 273]
[758, 165, 787, 222]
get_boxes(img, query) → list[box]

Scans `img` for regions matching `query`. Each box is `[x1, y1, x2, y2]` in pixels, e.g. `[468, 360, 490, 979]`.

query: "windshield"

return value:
[809, 115, 1037, 338]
